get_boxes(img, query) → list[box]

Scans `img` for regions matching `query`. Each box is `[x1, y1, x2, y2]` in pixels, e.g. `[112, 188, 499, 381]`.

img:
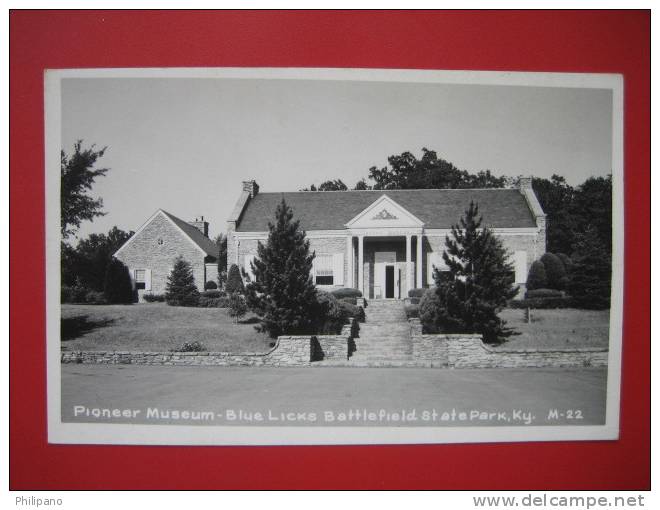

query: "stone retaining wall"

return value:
[408, 319, 608, 368]
[62, 335, 326, 367]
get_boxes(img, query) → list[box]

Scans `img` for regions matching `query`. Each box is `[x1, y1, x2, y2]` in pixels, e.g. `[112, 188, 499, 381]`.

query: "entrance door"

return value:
[385, 265, 395, 298]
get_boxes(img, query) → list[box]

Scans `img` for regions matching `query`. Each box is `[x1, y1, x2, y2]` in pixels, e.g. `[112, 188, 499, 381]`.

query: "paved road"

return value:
[61, 365, 607, 427]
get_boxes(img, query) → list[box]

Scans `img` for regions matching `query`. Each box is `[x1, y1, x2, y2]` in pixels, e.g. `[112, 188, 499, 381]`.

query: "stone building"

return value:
[227, 179, 546, 299]
[114, 209, 219, 301]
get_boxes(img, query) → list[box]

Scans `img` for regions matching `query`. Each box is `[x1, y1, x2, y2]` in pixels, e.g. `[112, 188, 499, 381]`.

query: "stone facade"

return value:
[115, 211, 216, 300]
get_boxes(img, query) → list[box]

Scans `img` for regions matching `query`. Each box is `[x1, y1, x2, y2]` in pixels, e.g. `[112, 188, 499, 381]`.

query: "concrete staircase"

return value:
[349, 300, 414, 367]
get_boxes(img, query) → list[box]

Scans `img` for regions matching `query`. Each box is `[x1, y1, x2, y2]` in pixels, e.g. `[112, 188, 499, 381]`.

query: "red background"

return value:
[9, 10, 650, 489]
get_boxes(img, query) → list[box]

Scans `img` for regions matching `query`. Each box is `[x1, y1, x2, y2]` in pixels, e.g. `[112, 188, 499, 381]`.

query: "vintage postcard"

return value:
[45, 67, 623, 445]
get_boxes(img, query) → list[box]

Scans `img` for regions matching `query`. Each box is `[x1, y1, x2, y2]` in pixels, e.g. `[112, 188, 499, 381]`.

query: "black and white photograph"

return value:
[45, 68, 623, 445]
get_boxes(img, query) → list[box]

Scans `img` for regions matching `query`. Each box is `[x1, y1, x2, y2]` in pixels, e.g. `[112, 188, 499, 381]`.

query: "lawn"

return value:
[61, 303, 273, 353]
[496, 308, 610, 349]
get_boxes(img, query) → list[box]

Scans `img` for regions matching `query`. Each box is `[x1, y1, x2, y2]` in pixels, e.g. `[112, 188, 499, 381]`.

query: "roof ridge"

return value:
[257, 187, 515, 194]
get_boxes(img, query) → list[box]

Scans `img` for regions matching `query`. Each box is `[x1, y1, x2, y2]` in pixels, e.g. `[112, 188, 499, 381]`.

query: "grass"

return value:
[61, 303, 272, 353]
[496, 308, 610, 349]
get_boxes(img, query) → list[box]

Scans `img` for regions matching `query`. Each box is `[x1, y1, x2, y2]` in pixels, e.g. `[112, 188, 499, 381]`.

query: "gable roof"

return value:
[236, 189, 537, 231]
[114, 209, 219, 259]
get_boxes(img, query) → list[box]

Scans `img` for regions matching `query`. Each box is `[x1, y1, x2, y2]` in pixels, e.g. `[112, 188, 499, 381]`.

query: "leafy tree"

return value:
[353, 178, 371, 190]
[225, 263, 245, 294]
[62, 227, 133, 291]
[540, 253, 567, 290]
[425, 201, 518, 343]
[245, 199, 318, 338]
[368, 148, 507, 190]
[531, 175, 576, 255]
[526, 260, 547, 291]
[568, 227, 611, 309]
[103, 258, 134, 304]
[302, 179, 348, 192]
[165, 257, 200, 307]
[213, 234, 228, 289]
[61, 141, 109, 238]
[571, 175, 612, 255]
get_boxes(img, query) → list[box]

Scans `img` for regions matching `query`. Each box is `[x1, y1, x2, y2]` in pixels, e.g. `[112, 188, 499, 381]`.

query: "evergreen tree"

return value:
[225, 264, 245, 294]
[245, 199, 318, 338]
[103, 258, 134, 304]
[428, 201, 519, 344]
[568, 227, 611, 309]
[165, 257, 200, 307]
[540, 252, 568, 290]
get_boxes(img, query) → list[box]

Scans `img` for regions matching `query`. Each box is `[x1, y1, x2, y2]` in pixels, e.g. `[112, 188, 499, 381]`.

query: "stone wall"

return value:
[446, 336, 608, 368]
[61, 334, 340, 367]
[409, 319, 449, 367]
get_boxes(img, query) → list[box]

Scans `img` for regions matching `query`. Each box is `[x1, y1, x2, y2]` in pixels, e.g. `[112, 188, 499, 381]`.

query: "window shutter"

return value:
[514, 251, 527, 283]
[144, 269, 152, 291]
[129, 268, 136, 290]
[244, 254, 256, 282]
[333, 253, 344, 285]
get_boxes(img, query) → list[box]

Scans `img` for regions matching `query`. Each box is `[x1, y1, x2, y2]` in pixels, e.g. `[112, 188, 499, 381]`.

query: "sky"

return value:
[61, 77, 613, 240]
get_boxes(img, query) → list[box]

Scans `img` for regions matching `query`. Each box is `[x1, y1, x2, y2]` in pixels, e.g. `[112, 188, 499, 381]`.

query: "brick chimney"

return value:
[188, 216, 209, 237]
[518, 176, 533, 192]
[242, 180, 259, 198]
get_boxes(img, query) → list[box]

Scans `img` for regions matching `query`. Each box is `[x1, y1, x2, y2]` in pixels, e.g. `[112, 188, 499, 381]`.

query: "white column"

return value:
[405, 234, 412, 296]
[358, 235, 364, 294]
[416, 234, 423, 289]
[345, 235, 353, 288]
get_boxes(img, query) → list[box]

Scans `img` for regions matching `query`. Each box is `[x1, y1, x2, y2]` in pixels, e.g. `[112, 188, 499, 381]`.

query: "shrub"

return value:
[508, 296, 574, 309]
[84, 290, 107, 304]
[103, 259, 134, 304]
[525, 288, 563, 299]
[62, 280, 92, 303]
[408, 288, 426, 298]
[165, 257, 200, 307]
[338, 296, 357, 305]
[404, 304, 419, 319]
[419, 289, 443, 333]
[556, 253, 573, 273]
[540, 253, 568, 290]
[204, 280, 218, 290]
[338, 300, 365, 323]
[330, 288, 362, 299]
[61, 285, 75, 303]
[315, 291, 345, 334]
[526, 260, 547, 290]
[143, 293, 166, 302]
[172, 341, 205, 352]
[227, 292, 248, 322]
[201, 289, 223, 298]
[225, 264, 245, 295]
[408, 297, 420, 305]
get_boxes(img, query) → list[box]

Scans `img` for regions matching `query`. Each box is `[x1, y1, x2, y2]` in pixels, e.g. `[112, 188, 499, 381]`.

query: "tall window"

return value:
[314, 255, 334, 286]
[134, 269, 146, 290]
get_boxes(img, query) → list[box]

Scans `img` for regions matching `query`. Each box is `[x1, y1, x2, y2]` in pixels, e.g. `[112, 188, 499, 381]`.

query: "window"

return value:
[157, 238, 164, 245]
[134, 269, 146, 290]
[314, 255, 334, 286]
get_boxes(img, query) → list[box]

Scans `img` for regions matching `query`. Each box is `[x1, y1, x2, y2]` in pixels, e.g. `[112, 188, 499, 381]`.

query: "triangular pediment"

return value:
[345, 195, 424, 229]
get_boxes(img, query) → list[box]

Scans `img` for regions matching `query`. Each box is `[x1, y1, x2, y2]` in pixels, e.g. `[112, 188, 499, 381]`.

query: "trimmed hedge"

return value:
[508, 296, 574, 309]
[201, 289, 224, 298]
[61, 284, 108, 304]
[524, 288, 563, 299]
[526, 260, 548, 290]
[404, 304, 419, 319]
[204, 280, 218, 290]
[198, 295, 229, 308]
[330, 288, 362, 299]
[143, 293, 166, 302]
[540, 253, 568, 290]
[408, 288, 426, 298]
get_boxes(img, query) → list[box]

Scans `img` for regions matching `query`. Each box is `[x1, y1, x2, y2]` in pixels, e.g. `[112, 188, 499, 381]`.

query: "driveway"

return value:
[61, 365, 607, 427]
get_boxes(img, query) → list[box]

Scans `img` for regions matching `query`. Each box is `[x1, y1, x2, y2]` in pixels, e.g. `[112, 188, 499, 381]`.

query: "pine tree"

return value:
[225, 264, 245, 294]
[165, 257, 200, 307]
[429, 201, 519, 344]
[245, 199, 317, 338]
[568, 227, 611, 309]
[103, 258, 134, 304]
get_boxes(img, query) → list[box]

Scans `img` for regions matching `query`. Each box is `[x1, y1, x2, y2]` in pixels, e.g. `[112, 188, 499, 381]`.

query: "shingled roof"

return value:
[235, 189, 537, 232]
[160, 210, 219, 257]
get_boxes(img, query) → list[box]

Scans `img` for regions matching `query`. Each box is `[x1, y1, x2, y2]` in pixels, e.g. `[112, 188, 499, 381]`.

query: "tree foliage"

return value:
[302, 179, 348, 191]
[424, 202, 519, 343]
[165, 257, 200, 307]
[61, 141, 109, 238]
[526, 260, 548, 291]
[540, 252, 568, 290]
[245, 199, 318, 338]
[103, 258, 134, 304]
[568, 227, 611, 310]
[61, 226, 133, 290]
[532, 175, 576, 255]
[225, 264, 245, 294]
[213, 233, 228, 288]
[227, 293, 248, 323]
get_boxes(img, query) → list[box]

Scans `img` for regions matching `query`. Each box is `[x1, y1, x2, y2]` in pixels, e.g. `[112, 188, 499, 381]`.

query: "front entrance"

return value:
[385, 265, 395, 298]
